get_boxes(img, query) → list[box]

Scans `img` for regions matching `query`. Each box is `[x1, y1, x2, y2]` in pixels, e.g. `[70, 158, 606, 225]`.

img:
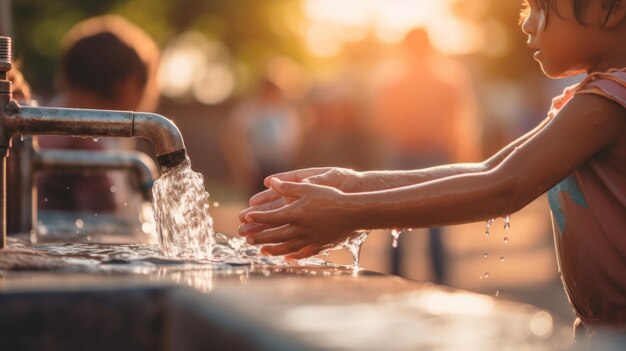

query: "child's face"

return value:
[521, 0, 604, 78]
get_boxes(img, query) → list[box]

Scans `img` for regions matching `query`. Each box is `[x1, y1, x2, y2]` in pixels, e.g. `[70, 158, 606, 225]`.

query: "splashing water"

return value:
[390, 229, 402, 248]
[152, 159, 214, 258]
[341, 230, 370, 270]
[503, 215, 511, 230]
[152, 158, 366, 267]
[485, 219, 494, 236]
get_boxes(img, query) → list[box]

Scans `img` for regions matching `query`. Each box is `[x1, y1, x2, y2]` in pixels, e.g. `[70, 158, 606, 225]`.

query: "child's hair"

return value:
[520, 0, 620, 27]
[59, 15, 159, 100]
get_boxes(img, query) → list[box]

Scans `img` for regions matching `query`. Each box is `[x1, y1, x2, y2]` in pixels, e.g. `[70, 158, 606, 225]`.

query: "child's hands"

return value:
[241, 178, 358, 259]
[238, 167, 362, 224]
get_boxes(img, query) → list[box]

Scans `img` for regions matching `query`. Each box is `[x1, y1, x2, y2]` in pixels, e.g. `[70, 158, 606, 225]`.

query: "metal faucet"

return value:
[0, 36, 187, 248]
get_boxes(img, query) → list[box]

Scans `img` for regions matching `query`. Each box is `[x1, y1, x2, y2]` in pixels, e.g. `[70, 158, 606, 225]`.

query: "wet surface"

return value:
[0, 236, 572, 351]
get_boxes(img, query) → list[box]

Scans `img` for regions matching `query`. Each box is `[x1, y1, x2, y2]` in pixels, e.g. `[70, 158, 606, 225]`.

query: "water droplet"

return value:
[390, 229, 402, 248]
[484, 272, 490, 278]
[500, 256, 504, 262]
[503, 214, 511, 230]
[212, 201, 220, 208]
[75, 218, 84, 228]
[483, 252, 488, 258]
[93, 137, 99, 142]
[123, 202, 128, 207]
[503, 237, 509, 243]
[110, 185, 117, 193]
[20, 135, 24, 141]
[485, 218, 494, 236]
[65, 186, 70, 190]
[94, 213, 98, 217]
[495, 290, 499, 296]
[44, 197, 48, 202]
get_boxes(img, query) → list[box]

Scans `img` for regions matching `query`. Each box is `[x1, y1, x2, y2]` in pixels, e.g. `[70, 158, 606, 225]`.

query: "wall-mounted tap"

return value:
[0, 35, 187, 248]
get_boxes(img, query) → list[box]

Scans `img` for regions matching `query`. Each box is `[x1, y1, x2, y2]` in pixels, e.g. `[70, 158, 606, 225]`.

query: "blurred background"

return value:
[8, 0, 580, 339]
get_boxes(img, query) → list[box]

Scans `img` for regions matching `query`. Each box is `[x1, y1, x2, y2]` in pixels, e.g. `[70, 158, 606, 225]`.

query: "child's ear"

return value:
[602, 0, 626, 27]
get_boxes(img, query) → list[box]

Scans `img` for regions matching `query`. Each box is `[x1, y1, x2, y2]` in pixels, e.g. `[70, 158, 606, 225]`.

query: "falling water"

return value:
[503, 215, 511, 230]
[485, 219, 494, 236]
[390, 229, 402, 248]
[152, 159, 214, 258]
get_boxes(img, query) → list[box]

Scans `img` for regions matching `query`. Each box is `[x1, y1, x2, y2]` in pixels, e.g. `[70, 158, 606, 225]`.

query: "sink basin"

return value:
[0, 283, 310, 351]
[0, 264, 570, 351]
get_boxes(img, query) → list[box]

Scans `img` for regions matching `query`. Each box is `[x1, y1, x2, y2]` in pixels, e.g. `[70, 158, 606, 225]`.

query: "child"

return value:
[239, 0, 626, 337]
[37, 15, 160, 213]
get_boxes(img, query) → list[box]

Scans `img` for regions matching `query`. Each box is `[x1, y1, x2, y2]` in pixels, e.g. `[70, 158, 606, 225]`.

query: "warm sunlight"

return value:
[302, 0, 486, 56]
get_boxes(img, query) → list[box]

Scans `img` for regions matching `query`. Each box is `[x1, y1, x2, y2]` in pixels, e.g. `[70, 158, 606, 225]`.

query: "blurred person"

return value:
[220, 77, 304, 196]
[240, 0, 626, 341]
[372, 28, 480, 282]
[37, 15, 160, 213]
[298, 80, 377, 170]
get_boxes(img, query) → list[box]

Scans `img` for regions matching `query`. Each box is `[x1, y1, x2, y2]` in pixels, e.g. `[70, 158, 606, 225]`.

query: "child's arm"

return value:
[244, 93, 625, 258]
[238, 117, 550, 225]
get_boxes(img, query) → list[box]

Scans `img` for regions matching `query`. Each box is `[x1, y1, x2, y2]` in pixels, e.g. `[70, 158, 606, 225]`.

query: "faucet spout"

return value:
[3, 103, 187, 169]
[132, 112, 187, 168]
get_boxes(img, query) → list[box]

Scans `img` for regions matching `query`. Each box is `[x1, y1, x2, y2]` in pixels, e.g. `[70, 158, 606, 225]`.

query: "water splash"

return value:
[503, 215, 511, 230]
[341, 230, 370, 271]
[390, 229, 402, 248]
[485, 219, 494, 236]
[152, 159, 214, 258]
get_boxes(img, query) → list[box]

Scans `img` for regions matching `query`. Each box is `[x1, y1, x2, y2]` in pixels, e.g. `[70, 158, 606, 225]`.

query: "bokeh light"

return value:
[158, 31, 235, 105]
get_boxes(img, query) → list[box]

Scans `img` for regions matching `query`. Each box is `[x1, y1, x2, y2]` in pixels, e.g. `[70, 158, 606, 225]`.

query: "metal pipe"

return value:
[0, 0, 11, 37]
[33, 149, 159, 199]
[6, 135, 35, 235]
[0, 148, 6, 248]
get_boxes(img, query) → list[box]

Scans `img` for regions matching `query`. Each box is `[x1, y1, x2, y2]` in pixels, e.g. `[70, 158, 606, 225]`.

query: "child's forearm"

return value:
[345, 169, 516, 231]
[360, 163, 488, 191]
[359, 117, 551, 192]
